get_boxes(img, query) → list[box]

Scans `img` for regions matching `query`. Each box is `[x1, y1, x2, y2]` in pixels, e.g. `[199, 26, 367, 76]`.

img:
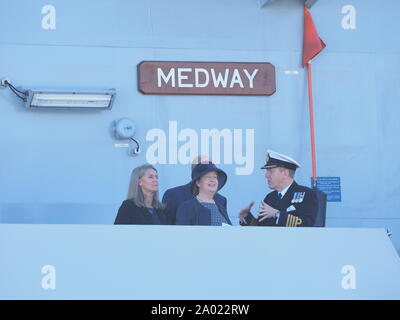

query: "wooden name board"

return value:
[138, 61, 275, 96]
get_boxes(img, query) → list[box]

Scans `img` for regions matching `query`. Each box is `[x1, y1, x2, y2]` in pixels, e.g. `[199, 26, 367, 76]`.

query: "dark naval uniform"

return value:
[241, 150, 319, 227]
[243, 181, 318, 227]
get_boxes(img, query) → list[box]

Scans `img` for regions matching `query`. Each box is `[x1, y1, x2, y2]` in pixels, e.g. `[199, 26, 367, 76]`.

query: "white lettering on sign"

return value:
[114, 143, 130, 148]
[284, 70, 299, 75]
[156, 68, 259, 89]
[140, 62, 275, 95]
[341, 5, 356, 30]
[210, 69, 229, 88]
[230, 69, 244, 88]
[157, 68, 175, 87]
[146, 121, 254, 175]
[243, 69, 258, 88]
[41, 5, 56, 30]
[177, 68, 193, 88]
[194, 68, 209, 88]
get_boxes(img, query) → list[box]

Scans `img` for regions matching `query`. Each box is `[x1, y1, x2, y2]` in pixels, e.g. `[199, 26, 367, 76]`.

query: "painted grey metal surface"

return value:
[0, 224, 399, 299]
[0, 1, 399, 254]
[305, 0, 318, 8]
[260, 0, 318, 8]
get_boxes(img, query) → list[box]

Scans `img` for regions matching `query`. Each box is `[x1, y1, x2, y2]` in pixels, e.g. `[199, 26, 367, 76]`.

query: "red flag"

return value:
[302, 6, 326, 67]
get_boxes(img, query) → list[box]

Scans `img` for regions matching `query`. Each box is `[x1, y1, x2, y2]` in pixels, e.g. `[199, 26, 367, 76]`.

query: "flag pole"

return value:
[307, 60, 317, 189]
[303, 5, 325, 189]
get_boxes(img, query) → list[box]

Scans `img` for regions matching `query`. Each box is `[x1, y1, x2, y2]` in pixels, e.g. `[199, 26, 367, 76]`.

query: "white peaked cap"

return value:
[261, 149, 301, 170]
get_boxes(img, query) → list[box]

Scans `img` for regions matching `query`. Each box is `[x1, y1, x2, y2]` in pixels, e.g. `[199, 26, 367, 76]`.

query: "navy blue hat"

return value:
[191, 163, 227, 191]
[261, 150, 301, 171]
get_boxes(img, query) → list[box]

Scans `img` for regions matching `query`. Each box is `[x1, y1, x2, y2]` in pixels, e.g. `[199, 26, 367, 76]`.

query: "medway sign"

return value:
[138, 61, 275, 96]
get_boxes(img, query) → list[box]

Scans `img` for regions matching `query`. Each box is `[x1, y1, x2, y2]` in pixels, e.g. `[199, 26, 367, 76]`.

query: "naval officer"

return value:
[239, 150, 318, 227]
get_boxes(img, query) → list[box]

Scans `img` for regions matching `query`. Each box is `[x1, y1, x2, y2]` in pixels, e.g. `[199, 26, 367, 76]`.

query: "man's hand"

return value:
[258, 201, 279, 222]
[239, 201, 254, 224]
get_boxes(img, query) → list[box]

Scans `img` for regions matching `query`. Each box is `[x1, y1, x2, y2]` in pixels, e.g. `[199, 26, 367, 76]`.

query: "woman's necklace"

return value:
[196, 196, 215, 203]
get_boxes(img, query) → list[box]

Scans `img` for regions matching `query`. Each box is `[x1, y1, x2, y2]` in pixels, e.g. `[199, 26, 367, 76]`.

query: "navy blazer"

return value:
[162, 182, 227, 224]
[176, 198, 232, 226]
[114, 200, 170, 225]
[242, 181, 318, 227]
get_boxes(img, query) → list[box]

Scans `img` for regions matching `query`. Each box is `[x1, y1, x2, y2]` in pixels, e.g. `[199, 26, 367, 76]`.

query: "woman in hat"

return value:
[114, 164, 171, 225]
[175, 163, 231, 226]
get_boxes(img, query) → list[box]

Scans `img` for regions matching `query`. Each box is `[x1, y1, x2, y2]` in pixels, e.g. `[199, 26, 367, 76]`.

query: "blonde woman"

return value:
[114, 164, 170, 225]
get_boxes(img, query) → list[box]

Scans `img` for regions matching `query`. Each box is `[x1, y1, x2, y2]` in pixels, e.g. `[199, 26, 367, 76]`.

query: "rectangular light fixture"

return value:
[24, 88, 116, 110]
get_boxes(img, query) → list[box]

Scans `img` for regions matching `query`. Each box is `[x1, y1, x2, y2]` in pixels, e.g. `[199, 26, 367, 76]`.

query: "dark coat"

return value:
[242, 181, 318, 227]
[162, 182, 227, 224]
[114, 200, 170, 225]
[175, 198, 232, 226]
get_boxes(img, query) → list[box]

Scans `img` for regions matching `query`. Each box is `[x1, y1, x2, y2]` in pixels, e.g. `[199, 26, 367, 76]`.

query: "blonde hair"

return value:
[126, 164, 164, 210]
